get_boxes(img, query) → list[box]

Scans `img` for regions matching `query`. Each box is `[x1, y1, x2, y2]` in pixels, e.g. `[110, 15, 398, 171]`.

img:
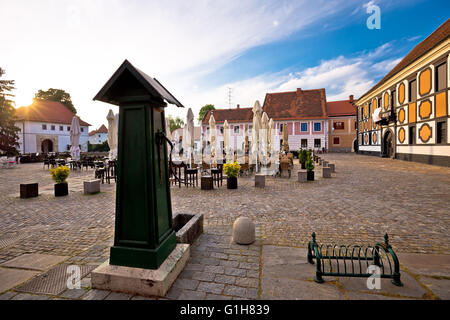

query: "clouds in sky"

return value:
[178, 42, 403, 122]
[0, 0, 407, 127]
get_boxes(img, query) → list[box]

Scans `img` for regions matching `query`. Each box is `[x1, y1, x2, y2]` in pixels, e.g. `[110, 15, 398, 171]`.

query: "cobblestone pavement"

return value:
[0, 154, 449, 300]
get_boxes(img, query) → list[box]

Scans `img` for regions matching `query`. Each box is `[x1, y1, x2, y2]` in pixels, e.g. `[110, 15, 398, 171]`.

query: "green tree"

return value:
[168, 115, 184, 133]
[0, 68, 20, 156]
[34, 88, 76, 114]
[198, 104, 215, 124]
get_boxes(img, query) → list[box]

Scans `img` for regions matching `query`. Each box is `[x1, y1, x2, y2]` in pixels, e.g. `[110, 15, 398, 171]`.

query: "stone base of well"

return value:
[91, 244, 190, 297]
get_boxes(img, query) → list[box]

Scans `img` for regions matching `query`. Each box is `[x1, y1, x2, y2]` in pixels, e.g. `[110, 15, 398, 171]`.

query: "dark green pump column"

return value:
[94, 60, 185, 269]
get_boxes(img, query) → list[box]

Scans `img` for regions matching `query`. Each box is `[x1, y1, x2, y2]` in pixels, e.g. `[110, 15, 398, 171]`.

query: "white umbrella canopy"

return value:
[260, 112, 269, 162]
[107, 109, 118, 159]
[70, 116, 81, 160]
[209, 113, 216, 162]
[282, 123, 289, 152]
[268, 118, 274, 155]
[251, 100, 262, 166]
[165, 117, 172, 141]
[183, 108, 195, 163]
[223, 120, 233, 163]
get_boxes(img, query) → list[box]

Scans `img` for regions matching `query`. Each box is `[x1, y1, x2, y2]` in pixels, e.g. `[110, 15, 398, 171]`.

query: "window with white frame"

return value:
[301, 123, 308, 132]
[313, 122, 321, 132]
[234, 126, 239, 134]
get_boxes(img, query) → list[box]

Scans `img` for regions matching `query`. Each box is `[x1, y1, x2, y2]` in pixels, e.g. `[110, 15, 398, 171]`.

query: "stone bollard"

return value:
[322, 167, 331, 178]
[232, 217, 255, 245]
[329, 163, 335, 173]
[84, 179, 101, 194]
[298, 170, 307, 183]
[255, 174, 265, 188]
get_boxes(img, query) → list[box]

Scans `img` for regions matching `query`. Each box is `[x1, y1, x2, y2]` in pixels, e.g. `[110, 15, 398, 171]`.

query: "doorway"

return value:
[41, 139, 53, 153]
[383, 131, 394, 158]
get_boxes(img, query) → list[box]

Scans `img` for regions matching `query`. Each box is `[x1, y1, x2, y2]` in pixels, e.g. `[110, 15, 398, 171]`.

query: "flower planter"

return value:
[301, 162, 306, 169]
[227, 177, 238, 189]
[307, 170, 314, 181]
[54, 182, 68, 197]
[172, 213, 204, 245]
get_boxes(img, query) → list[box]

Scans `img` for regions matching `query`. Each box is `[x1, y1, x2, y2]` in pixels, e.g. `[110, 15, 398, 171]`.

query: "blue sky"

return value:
[1, 0, 449, 129]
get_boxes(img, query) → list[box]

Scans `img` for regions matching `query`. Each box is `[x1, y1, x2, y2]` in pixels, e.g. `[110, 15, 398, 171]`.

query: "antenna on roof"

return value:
[227, 87, 233, 109]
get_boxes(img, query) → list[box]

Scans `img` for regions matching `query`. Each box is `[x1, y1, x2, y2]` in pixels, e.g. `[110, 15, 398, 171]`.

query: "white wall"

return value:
[88, 132, 108, 145]
[15, 121, 89, 153]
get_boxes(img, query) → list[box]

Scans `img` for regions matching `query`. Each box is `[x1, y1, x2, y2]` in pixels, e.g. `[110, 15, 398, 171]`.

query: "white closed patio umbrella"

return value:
[260, 112, 269, 164]
[251, 100, 262, 170]
[223, 120, 233, 163]
[107, 109, 118, 159]
[209, 113, 217, 164]
[183, 108, 195, 165]
[268, 118, 274, 156]
[70, 116, 81, 161]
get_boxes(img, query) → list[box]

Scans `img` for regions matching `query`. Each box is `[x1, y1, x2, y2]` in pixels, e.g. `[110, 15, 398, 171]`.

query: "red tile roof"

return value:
[263, 88, 328, 120]
[359, 19, 450, 101]
[89, 124, 108, 136]
[327, 99, 356, 117]
[96, 124, 108, 133]
[202, 107, 253, 124]
[14, 100, 90, 126]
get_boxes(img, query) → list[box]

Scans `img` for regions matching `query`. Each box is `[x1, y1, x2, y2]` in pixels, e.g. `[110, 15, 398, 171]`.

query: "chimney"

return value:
[296, 88, 302, 97]
[236, 104, 240, 109]
[349, 95, 354, 103]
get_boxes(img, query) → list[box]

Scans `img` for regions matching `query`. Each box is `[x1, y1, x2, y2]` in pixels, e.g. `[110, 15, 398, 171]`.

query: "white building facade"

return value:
[14, 100, 90, 154]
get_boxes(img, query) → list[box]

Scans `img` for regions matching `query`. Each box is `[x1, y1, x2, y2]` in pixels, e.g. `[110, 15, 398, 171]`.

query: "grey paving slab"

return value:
[104, 292, 131, 300]
[0, 267, 39, 293]
[345, 291, 413, 300]
[11, 293, 50, 300]
[59, 288, 88, 299]
[0, 291, 18, 300]
[82, 289, 110, 300]
[398, 253, 450, 277]
[261, 278, 345, 300]
[418, 276, 450, 300]
[262, 245, 313, 281]
[130, 295, 157, 300]
[1, 253, 69, 271]
[338, 272, 428, 299]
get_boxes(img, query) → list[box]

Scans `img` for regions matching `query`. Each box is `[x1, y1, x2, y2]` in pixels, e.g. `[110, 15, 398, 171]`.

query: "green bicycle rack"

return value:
[307, 232, 403, 286]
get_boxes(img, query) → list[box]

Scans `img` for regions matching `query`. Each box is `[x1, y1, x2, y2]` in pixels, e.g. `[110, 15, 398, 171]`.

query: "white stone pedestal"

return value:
[298, 170, 307, 182]
[91, 244, 190, 297]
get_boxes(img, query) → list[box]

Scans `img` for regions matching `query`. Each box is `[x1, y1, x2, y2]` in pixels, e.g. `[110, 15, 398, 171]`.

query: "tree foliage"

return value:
[88, 140, 110, 152]
[168, 115, 184, 133]
[198, 104, 215, 124]
[0, 68, 20, 156]
[34, 88, 77, 114]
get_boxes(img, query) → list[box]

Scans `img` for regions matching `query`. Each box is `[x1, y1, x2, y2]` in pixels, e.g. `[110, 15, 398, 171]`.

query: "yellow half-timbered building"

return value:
[356, 19, 450, 166]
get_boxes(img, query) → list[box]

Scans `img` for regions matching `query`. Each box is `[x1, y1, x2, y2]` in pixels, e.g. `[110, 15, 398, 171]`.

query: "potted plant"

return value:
[223, 162, 241, 189]
[299, 148, 307, 169]
[50, 166, 70, 196]
[305, 159, 315, 181]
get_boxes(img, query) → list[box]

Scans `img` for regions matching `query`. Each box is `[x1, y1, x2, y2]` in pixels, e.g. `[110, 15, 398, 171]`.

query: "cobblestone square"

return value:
[0, 154, 449, 300]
